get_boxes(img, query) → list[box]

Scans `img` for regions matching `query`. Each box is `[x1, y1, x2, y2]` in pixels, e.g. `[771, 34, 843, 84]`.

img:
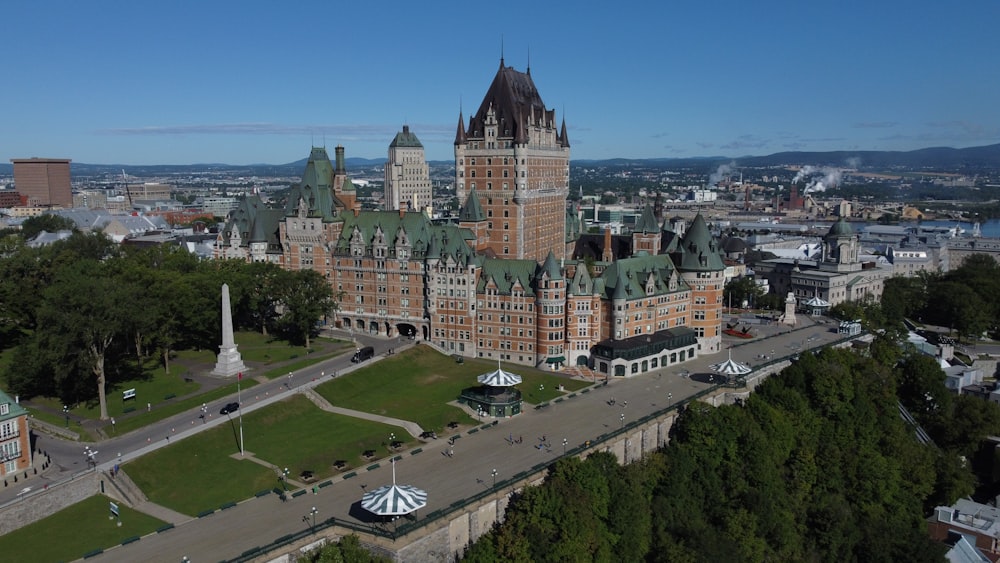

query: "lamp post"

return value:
[309, 506, 318, 528]
[63, 405, 69, 428]
[619, 413, 625, 430]
[389, 432, 396, 451]
[667, 392, 673, 408]
[491, 468, 498, 489]
[562, 438, 568, 455]
[281, 467, 290, 491]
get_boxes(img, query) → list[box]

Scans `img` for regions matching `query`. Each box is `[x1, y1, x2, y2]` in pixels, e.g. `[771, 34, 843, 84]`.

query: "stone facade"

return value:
[385, 125, 433, 213]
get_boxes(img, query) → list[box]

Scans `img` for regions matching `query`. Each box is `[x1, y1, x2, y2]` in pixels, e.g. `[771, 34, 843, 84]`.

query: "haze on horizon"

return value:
[3, 1, 998, 166]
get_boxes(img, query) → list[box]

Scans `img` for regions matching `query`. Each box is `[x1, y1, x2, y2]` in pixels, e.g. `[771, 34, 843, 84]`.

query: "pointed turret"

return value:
[676, 213, 725, 272]
[560, 117, 570, 148]
[542, 251, 562, 280]
[454, 112, 467, 145]
[611, 264, 630, 300]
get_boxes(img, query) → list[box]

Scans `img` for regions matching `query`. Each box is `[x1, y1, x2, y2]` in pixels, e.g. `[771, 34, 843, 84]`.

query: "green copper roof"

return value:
[389, 125, 424, 148]
[675, 213, 725, 272]
[602, 253, 687, 301]
[0, 389, 27, 421]
[286, 147, 337, 221]
[634, 203, 659, 234]
[458, 189, 485, 222]
[477, 258, 539, 295]
[541, 251, 562, 280]
[221, 194, 282, 250]
[826, 216, 854, 238]
[333, 210, 477, 265]
[569, 263, 594, 295]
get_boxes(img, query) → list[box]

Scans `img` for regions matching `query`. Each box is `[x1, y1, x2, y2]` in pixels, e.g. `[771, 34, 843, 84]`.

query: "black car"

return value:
[220, 402, 240, 415]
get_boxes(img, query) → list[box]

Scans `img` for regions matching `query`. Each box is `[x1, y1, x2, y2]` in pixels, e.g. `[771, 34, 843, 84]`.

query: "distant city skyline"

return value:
[4, 1, 998, 166]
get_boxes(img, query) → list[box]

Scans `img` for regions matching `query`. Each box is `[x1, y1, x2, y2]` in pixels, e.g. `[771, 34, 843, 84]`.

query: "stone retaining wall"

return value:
[0, 470, 101, 536]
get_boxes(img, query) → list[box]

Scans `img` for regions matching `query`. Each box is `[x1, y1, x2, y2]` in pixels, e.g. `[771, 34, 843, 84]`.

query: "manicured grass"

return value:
[126, 396, 414, 513]
[243, 395, 411, 479]
[126, 425, 279, 516]
[0, 494, 166, 562]
[314, 346, 588, 433]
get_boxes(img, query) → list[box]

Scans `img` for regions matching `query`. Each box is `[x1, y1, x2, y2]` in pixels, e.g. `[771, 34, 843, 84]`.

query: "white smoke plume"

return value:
[792, 165, 842, 193]
[708, 161, 736, 186]
[845, 156, 861, 169]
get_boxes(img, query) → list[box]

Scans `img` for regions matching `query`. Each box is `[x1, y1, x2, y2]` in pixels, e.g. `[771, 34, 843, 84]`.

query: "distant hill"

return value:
[2, 144, 998, 176]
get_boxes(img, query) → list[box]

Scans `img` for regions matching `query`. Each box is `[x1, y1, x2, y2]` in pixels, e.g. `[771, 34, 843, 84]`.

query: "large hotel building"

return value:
[217, 61, 725, 376]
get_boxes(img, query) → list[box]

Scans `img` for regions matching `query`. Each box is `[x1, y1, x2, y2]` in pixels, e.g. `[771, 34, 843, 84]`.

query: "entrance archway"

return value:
[576, 355, 589, 366]
[397, 323, 418, 340]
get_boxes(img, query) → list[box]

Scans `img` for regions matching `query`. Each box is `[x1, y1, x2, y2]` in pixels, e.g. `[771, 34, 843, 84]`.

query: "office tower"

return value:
[10, 158, 72, 207]
[385, 125, 433, 213]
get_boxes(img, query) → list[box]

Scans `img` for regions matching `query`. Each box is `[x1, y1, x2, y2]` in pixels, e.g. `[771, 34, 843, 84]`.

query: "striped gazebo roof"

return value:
[709, 350, 752, 376]
[361, 460, 427, 516]
[476, 360, 523, 387]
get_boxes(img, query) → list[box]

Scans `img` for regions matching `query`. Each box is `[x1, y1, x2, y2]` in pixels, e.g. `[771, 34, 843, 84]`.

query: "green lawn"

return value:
[126, 395, 416, 514]
[314, 346, 588, 432]
[242, 395, 412, 479]
[0, 495, 166, 561]
[126, 425, 279, 516]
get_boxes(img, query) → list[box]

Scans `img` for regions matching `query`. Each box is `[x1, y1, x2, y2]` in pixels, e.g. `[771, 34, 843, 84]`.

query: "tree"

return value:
[723, 276, 764, 309]
[19, 214, 77, 239]
[36, 260, 129, 419]
[277, 270, 334, 348]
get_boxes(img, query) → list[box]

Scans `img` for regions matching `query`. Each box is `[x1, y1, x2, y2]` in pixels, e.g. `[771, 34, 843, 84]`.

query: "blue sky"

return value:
[3, 1, 998, 165]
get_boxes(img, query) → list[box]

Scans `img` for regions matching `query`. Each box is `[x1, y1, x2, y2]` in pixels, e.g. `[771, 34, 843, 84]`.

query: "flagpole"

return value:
[238, 372, 244, 456]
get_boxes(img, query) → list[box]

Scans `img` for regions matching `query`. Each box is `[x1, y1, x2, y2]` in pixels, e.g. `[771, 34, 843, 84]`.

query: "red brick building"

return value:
[454, 60, 570, 261]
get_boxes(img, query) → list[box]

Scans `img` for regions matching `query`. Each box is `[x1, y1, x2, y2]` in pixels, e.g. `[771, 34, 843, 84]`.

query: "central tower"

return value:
[455, 59, 570, 262]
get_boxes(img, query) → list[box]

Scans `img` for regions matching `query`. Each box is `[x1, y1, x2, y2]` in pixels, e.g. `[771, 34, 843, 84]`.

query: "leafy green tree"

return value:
[277, 269, 333, 348]
[34, 260, 129, 419]
[723, 276, 764, 309]
[298, 534, 391, 562]
[19, 214, 77, 239]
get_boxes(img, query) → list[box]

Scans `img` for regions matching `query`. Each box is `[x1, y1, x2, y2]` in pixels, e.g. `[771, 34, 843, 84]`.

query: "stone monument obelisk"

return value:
[779, 291, 798, 327]
[212, 283, 247, 377]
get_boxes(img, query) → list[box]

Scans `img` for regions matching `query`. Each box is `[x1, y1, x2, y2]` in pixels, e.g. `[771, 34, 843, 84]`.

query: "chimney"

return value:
[399, 208, 405, 219]
[353, 208, 359, 217]
[335, 145, 346, 174]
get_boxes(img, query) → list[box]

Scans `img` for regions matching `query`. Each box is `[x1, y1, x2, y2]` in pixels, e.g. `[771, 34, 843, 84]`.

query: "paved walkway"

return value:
[302, 389, 425, 438]
[81, 316, 847, 563]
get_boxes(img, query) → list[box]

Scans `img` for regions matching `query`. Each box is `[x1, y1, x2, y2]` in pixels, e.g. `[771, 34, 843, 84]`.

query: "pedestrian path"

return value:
[301, 389, 425, 438]
[132, 500, 191, 526]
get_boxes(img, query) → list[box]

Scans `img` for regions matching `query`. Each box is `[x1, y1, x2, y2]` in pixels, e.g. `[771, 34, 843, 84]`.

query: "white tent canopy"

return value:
[361, 459, 427, 516]
[709, 350, 752, 377]
[477, 360, 523, 387]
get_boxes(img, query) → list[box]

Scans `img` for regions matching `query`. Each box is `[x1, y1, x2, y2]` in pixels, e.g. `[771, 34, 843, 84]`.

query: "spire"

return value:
[560, 117, 570, 148]
[676, 213, 725, 272]
[454, 111, 467, 145]
[542, 251, 562, 280]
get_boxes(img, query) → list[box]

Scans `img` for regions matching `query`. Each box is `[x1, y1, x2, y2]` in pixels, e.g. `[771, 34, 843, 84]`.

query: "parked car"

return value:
[220, 402, 240, 415]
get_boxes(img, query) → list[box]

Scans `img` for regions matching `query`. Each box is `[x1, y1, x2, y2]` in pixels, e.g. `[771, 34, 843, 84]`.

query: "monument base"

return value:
[212, 344, 247, 377]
